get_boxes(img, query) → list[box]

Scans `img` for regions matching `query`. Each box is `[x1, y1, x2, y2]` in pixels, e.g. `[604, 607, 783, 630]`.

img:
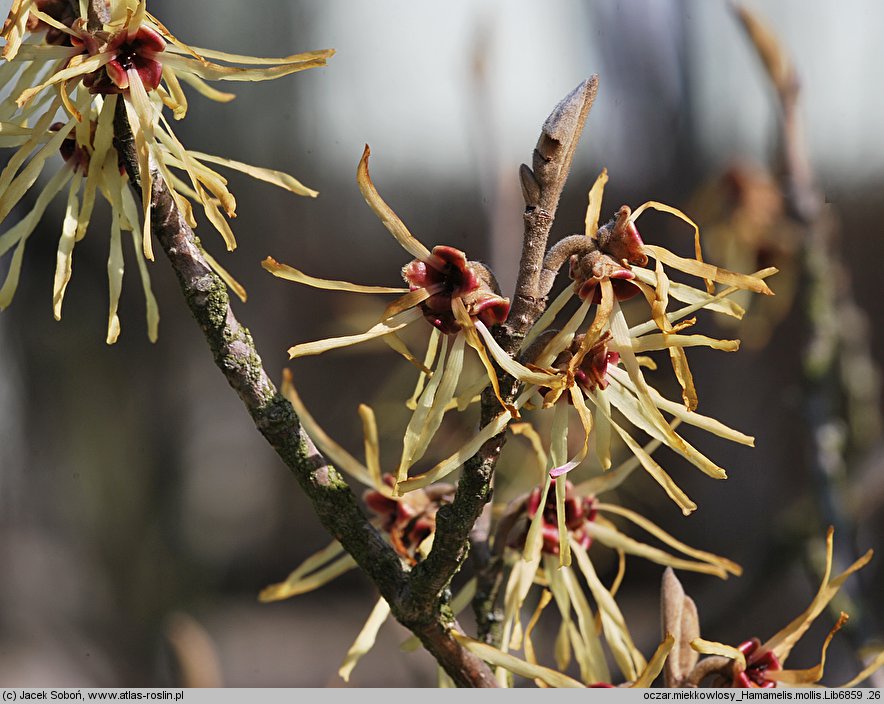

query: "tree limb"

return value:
[111, 101, 496, 688]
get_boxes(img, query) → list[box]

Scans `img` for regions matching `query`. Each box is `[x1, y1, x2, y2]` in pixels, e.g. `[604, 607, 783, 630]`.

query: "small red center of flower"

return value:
[363, 475, 454, 565]
[402, 245, 510, 335]
[522, 482, 597, 556]
[572, 334, 619, 393]
[81, 25, 166, 94]
[50, 121, 89, 174]
[570, 206, 648, 304]
[732, 638, 781, 688]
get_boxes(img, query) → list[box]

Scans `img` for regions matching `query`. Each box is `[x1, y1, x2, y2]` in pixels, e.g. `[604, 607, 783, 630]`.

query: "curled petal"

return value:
[262, 256, 407, 294]
[288, 307, 422, 358]
[356, 145, 431, 262]
[451, 633, 585, 688]
[584, 168, 608, 238]
[690, 638, 748, 671]
[644, 243, 773, 296]
[762, 527, 873, 663]
[259, 541, 356, 602]
[190, 151, 319, 198]
[338, 598, 392, 682]
[631, 635, 676, 688]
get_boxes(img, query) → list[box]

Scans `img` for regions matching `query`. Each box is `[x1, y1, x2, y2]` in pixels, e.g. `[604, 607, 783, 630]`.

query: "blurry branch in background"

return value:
[735, 3, 883, 672]
[163, 613, 224, 688]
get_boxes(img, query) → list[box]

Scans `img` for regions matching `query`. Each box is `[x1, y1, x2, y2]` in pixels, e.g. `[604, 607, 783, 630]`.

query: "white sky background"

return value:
[288, 0, 884, 191]
[0, 0, 881, 202]
[1, 0, 880, 189]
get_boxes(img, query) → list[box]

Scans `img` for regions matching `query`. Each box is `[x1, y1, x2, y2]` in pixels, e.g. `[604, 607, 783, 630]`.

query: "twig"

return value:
[407, 78, 599, 635]
[111, 101, 496, 688]
[734, 2, 881, 658]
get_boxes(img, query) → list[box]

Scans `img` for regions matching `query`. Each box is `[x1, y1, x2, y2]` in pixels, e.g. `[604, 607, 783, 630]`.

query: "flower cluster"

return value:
[1, 0, 332, 341]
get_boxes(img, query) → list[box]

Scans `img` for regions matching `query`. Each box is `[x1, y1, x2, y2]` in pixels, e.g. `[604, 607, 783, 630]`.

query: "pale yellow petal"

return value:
[407, 328, 440, 409]
[396, 335, 451, 481]
[475, 319, 561, 387]
[189, 150, 319, 198]
[628, 266, 778, 338]
[0, 235, 27, 310]
[588, 521, 725, 576]
[630, 635, 675, 688]
[123, 89, 154, 260]
[262, 256, 406, 294]
[608, 301, 727, 481]
[555, 474, 571, 567]
[763, 528, 873, 663]
[0, 166, 72, 258]
[76, 95, 118, 242]
[396, 409, 512, 493]
[280, 370, 378, 489]
[338, 598, 391, 682]
[119, 183, 159, 342]
[176, 71, 236, 102]
[160, 52, 329, 82]
[166, 44, 336, 66]
[451, 632, 585, 688]
[585, 391, 696, 514]
[644, 243, 774, 295]
[523, 590, 553, 686]
[585, 168, 609, 238]
[572, 542, 645, 681]
[690, 638, 747, 671]
[356, 145, 431, 261]
[288, 307, 422, 358]
[259, 551, 356, 602]
[630, 200, 710, 291]
[593, 388, 612, 470]
[520, 284, 575, 353]
[534, 297, 592, 368]
[550, 555, 610, 684]
[51, 172, 82, 320]
[618, 332, 740, 354]
[105, 211, 124, 344]
[607, 366, 754, 446]
[200, 246, 247, 303]
[451, 299, 514, 415]
[766, 612, 848, 685]
[521, 475, 551, 565]
[596, 502, 741, 576]
[160, 66, 188, 120]
[0, 112, 75, 223]
[632, 265, 745, 318]
[16, 54, 112, 107]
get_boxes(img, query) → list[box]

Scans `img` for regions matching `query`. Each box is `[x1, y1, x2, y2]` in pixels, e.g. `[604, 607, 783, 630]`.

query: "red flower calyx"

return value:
[570, 205, 648, 303]
[402, 245, 510, 334]
[732, 638, 781, 688]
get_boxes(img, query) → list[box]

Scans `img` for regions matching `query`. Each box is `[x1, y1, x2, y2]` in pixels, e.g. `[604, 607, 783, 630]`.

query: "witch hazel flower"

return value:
[489, 427, 738, 686]
[487, 425, 738, 685]
[0, 0, 331, 340]
[689, 528, 882, 688]
[512, 170, 778, 514]
[266, 146, 564, 495]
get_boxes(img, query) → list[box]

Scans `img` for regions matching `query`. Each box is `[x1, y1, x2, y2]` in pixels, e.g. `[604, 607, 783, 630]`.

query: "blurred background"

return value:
[1, 0, 882, 688]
